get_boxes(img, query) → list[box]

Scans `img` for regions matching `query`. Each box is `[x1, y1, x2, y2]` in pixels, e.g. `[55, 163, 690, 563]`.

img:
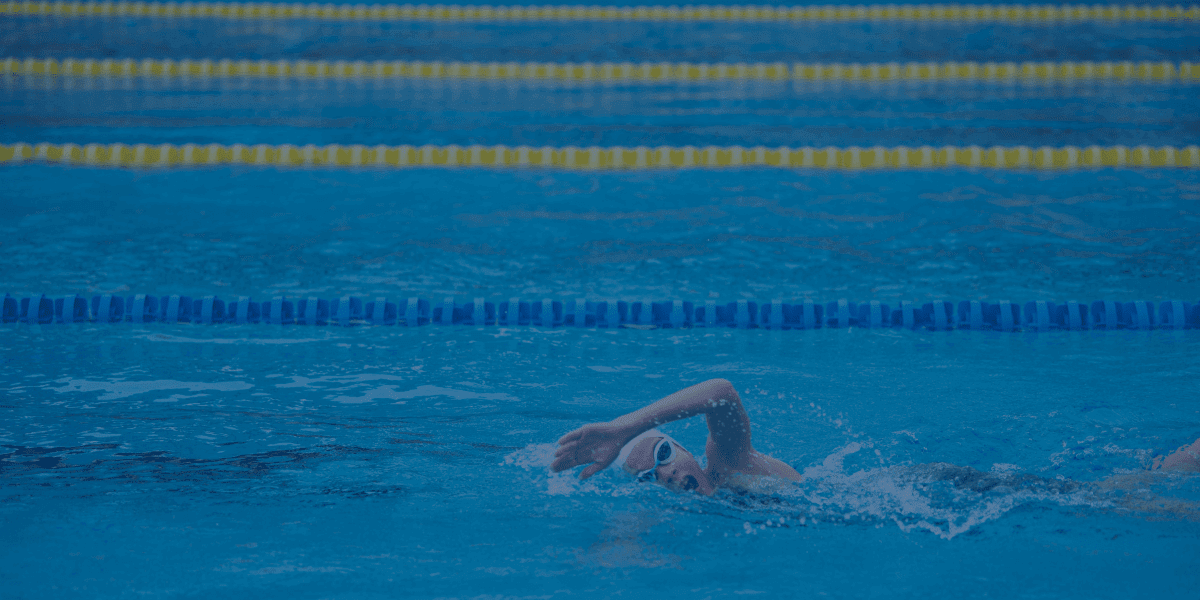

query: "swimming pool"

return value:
[2, 3, 1199, 599]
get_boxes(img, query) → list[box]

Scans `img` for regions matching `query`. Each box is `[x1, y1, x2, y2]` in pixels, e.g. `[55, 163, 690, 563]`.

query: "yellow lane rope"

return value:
[4, 57, 1198, 82]
[2, 2, 1197, 22]
[2, 143, 1197, 169]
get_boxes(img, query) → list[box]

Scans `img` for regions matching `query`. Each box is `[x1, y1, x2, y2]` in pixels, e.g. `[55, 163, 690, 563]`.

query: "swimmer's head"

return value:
[619, 432, 714, 496]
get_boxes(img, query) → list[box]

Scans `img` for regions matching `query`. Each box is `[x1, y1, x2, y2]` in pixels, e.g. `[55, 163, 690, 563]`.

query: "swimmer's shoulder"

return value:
[749, 451, 803, 482]
[709, 452, 802, 493]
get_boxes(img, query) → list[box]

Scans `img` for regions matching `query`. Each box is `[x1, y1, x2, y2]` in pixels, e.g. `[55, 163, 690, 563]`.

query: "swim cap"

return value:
[614, 429, 683, 475]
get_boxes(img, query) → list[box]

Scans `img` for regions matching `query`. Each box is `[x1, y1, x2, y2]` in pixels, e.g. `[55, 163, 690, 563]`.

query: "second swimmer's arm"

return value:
[1156, 438, 1200, 472]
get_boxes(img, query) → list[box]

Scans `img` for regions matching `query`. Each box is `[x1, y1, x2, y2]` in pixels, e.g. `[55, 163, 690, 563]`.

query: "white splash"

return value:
[503, 443, 556, 471]
[331, 384, 518, 404]
[503, 444, 639, 498]
[52, 378, 253, 400]
[784, 446, 1100, 540]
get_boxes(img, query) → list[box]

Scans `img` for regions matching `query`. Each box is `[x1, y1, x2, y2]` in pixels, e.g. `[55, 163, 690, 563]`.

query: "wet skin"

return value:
[553, 379, 1198, 496]
[552, 378, 801, 496]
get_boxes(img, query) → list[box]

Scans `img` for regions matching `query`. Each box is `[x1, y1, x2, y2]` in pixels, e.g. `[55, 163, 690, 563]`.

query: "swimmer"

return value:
[552, 378, 801, 495]
[551, 378, 1200, 496]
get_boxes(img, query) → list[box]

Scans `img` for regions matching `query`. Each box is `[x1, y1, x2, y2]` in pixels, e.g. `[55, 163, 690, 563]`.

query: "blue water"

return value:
[2, 323, 1199, 598]
[3, 3, 1200, 599]
[6, 17, 1199, 63]
[4, 11, 1199, 149]
[3, 166, 1200, 301]
[3, 78, 1198, 148]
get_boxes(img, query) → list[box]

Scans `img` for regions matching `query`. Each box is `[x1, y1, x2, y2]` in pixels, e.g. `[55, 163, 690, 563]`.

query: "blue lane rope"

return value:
[3, 293, 1197, 331]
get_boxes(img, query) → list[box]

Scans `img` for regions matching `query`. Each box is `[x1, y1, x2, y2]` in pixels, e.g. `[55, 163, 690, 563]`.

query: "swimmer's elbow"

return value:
[704, 378, 735, 397]
[683, 379, 743, 414]
[700, 378, 743, 409]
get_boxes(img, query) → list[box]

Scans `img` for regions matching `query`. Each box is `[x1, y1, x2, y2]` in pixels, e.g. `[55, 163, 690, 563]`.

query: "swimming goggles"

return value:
[635, 438, 676, 483]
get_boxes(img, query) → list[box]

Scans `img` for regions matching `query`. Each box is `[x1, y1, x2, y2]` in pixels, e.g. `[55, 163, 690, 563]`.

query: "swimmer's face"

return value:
[626, 436, 714, 496]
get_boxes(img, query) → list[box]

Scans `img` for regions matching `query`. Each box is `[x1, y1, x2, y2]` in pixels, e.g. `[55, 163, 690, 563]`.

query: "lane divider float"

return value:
[4, 293, 1196, 331]
[2, 142, 1197, 169]
[4, 57, 1198, 83]
[2, 2, 1196, 23]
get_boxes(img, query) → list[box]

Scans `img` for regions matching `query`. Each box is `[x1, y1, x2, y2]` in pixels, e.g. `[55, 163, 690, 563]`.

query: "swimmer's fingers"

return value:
[580, 462, 608, 480]
[553, 423, 622, 476]
[549, 457, 576, 473]
[551, 440, 599, 472]
[578, 444, 621, 479]
[556, 427, 587, 446]
[557, 422, 612, 446]
[550, 442, 584, 472]
[552, 438, 584, 462]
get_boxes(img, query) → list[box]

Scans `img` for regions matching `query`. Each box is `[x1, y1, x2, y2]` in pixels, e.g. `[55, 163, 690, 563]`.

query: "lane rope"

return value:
[2, 142, 1198, 169]
[4, 57, 1198, 82]
[2, 2, 1197, 23]
[4, 293, 1196, 331]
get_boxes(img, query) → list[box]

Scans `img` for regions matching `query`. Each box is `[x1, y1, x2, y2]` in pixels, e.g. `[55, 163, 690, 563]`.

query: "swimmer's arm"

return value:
[611, 378, 755, 468]
[620, 379, 801, 481]
[1155, 438, 1200, 472]
[552, 378, 753, 478]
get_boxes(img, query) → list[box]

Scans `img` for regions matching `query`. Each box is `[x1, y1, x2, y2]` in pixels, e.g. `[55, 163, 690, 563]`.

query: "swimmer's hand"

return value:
[552, 422, 632, 480]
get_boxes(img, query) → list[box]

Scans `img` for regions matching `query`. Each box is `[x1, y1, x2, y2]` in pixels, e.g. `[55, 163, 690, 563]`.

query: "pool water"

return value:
[2, 2, 1199, 599]
[5, 77, 1199, 149]
[2, 322, 1199, 598]
[3, 166, 1199, 301]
